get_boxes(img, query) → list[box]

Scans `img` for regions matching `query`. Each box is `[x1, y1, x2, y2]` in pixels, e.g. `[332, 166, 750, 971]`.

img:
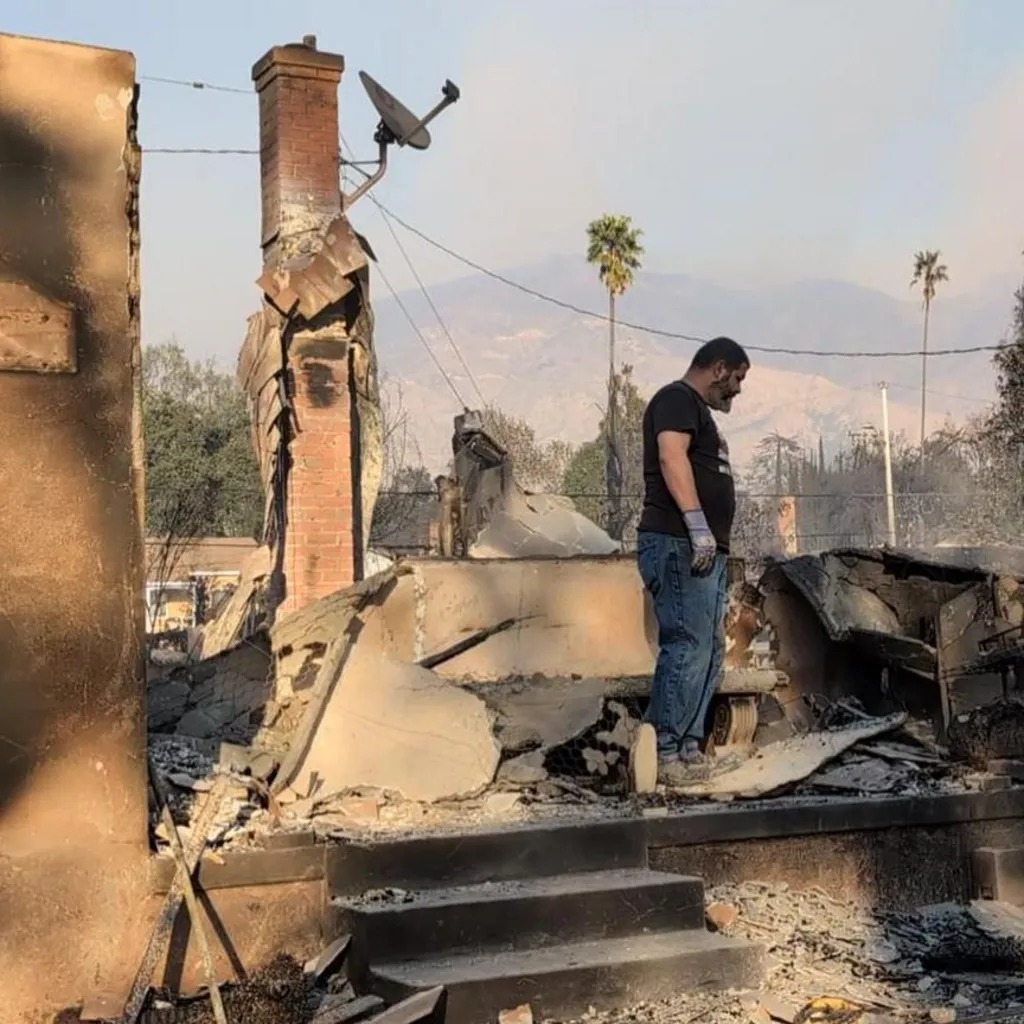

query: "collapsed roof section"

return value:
[440, 410, 620, 559]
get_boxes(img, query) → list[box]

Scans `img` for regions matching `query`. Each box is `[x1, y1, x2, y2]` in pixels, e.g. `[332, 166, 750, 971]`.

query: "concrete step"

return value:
[341, 869, 707, 963]
[328, 819, 649, 897]
[368, 929, 764, 1024]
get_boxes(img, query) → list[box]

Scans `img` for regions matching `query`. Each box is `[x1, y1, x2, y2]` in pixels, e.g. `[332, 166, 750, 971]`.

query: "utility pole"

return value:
[880, 382, 897, 547]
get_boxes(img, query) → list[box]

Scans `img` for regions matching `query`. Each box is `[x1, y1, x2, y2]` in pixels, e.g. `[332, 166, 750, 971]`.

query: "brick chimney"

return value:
[253, 37, 357, 615]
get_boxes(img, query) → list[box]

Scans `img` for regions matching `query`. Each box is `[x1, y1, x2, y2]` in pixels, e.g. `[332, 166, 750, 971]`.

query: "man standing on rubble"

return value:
[631, 336, 750, 792]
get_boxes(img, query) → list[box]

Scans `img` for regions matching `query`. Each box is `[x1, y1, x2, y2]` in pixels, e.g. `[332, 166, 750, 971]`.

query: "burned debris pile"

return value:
[552, 886, 1024, 1024]
[763, 548, 1024, 730]
[138, 561, 1024, 847]
[67, 942, 446, 1024]
[140, 541, 1024, 851]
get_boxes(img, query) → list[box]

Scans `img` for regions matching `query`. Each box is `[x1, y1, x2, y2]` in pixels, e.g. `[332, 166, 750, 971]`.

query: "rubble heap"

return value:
[142, 544, 1024, 851]
[548, 885, 1024, 1024]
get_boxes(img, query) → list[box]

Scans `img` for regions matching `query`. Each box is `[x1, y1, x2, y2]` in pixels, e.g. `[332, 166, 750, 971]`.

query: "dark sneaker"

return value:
[629, 723, 658, 795]
[680, 738, 703, 761]
[658, 758, 711, 788]
[710, 750, 747, 774]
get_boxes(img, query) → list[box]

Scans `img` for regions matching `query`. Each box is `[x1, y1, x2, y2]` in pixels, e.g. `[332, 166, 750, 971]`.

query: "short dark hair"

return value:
[689, 336, 749, 371]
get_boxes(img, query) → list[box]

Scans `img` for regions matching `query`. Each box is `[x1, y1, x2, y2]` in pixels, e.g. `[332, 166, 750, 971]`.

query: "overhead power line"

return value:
[138, 150, 1012, 363]
[339, 131, 487, 407]
[371, 197, 487, 408]
[141, 75, 250, 95]
[884, 380, 994, 407]
[373, 260, 467, 409]
[145, 147, 258, 155]
[339, 132, 487, 407]
[373, 202, 1007, 360]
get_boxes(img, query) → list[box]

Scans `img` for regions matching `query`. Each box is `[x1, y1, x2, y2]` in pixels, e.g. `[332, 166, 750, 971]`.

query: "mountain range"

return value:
[372, 257, 1016, 478]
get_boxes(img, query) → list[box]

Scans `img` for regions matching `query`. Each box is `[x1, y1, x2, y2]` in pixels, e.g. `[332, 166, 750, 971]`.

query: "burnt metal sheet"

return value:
[765, 547, 994, 682]
[257, 215, 369, 321]
[848, 630, 935, 678]
[238, 307, 283, 395]
[0, 281, 76, 373]
[451, 411, 513, 549]
[938, 580, 1024, 680]
[237, 306, 289, 549]
[773, 553, 901, 642]
[936, 578, 1024, 726]
[938, 583, 993, 681]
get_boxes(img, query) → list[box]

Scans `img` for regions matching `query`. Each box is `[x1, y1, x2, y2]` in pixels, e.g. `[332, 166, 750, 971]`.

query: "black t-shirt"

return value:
[639, 380, 736, 552]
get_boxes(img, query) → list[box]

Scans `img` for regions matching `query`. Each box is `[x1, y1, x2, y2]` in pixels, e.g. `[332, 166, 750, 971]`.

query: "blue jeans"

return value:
[637, 530, 727, 762]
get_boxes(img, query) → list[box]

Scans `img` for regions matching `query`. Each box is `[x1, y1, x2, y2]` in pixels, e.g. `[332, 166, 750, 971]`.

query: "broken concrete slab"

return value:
[335, 794, 383, 823]
[151, 632, 274, 743]
[485, 676, 609, 753]
[176, 702, 248, 740]
[287, 647, 500, 803]
[469, 489, 619, 559]
[497, 750, 549, 785]
[484, 791, 522, 815]
[197, 544, 273, 660]
[270, 563, 413, 656]
[369, 986, 447, 1024]
[675, 714, 906, 799]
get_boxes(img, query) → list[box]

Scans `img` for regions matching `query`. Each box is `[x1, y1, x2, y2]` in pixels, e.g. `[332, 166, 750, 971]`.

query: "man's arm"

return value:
[656, 429, 717, 575]
[657, 431, 700, 513]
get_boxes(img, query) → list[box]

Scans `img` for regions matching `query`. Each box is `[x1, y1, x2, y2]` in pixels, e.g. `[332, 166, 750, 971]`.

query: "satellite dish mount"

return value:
[343, 71, 460, 208]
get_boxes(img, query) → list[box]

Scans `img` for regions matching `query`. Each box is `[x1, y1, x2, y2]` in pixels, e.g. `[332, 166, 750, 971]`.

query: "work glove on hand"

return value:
[683, 509, 717, 577]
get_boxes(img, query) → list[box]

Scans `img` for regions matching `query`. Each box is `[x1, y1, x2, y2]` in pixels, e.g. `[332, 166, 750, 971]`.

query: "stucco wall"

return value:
[360, 556, 659, 680]
[0, 33, 147, 1021]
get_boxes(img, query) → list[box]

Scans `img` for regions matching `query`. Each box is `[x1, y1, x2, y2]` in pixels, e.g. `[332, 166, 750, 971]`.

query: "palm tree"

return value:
[586, 214, 644, 538]
[910, 249, 949, 451]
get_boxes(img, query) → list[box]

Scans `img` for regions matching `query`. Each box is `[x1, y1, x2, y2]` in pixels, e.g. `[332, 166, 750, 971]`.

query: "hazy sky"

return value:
[8, 0, 1024, 368]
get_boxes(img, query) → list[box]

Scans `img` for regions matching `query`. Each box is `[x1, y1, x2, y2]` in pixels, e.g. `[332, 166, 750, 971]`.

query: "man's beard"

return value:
[707, 387, 735, 413]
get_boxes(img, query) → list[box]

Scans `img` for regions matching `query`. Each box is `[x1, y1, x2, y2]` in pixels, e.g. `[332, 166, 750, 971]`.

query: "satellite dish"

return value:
[341, 71, 460, 208]
[359, 71, 432, 150]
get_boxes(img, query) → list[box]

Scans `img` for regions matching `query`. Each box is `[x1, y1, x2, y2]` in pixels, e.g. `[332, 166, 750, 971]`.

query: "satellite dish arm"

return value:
[343, 137, 389, 209]
[397, 79, 460, 147]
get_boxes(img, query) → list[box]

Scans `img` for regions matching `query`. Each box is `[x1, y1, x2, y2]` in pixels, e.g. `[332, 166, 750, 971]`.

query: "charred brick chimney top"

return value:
[252, 38, 344, 269]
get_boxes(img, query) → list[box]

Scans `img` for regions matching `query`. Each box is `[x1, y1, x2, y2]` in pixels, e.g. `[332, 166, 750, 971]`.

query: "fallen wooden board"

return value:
[120, 775, 230, 1023]
[676, 713, 907, 799]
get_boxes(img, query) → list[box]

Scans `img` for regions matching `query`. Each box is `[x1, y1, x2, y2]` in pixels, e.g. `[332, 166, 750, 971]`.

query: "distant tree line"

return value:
[141, 344, 437, 557]
[143, 341, 263, 542]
